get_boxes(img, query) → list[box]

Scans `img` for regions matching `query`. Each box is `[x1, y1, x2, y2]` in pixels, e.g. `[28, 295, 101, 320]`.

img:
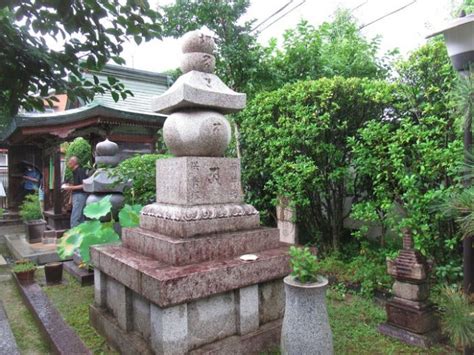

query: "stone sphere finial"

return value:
[180, 30, 216, 74]
[96, 138, 119, 156]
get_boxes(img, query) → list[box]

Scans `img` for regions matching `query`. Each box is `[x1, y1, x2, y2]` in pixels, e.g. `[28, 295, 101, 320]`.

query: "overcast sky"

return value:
[119, 0, 462, 73]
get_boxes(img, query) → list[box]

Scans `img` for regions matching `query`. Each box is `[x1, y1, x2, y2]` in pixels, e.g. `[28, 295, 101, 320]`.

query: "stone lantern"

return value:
[428, 13, 474, 295]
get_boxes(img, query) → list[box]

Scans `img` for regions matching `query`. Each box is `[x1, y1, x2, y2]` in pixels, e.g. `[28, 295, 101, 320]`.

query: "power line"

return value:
[359, 0, 417, 30]
[251, 0, 294, 32]
[257, 0, 307, 34]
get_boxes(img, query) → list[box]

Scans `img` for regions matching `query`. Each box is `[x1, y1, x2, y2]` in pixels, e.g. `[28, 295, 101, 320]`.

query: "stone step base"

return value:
[122, 227, 280, 266]
[64, 261, 94, 286]
[90, 304, 282, 355]
[378, 323, 439, 348]
[386, 299, 438, 334]
[91, 242, 291, 308]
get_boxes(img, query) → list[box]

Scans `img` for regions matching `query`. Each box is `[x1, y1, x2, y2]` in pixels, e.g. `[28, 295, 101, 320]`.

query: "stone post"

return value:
[378, 229, 439, 347]
[276, 197, 298, 244]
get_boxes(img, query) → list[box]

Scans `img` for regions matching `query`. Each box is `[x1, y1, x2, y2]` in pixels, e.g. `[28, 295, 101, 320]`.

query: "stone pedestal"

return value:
[90, 30, 291, 354]
[378, 230, 439, 348]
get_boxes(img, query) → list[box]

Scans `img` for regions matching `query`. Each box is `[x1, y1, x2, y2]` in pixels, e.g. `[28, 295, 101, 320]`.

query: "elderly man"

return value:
[62, 156, 88, 227]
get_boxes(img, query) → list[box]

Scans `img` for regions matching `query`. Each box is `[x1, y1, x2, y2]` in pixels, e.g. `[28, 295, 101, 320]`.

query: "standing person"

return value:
[62, 156, 88, 227]
[21, 161, 41, 201]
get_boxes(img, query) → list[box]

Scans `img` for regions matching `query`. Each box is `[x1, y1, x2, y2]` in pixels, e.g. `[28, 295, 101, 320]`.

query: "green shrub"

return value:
[237, 76, 395, 250]
[12, 262, 36, 273]
[110, 153, 169, 205]
[64, 137, 92, 181]
[435, 286, 474, 348]
[19, 193, 42, 221]
[289, 246, 320, 283]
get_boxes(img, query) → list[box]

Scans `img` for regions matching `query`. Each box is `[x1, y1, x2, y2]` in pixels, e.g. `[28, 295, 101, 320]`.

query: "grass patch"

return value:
[0, 279, 51, 354]
[328, 294, 458, 354]
[41, 272, 117, 354]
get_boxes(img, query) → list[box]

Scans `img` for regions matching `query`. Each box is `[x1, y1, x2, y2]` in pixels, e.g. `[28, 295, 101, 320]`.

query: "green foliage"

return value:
[349, 40, 463, 269]
[57, 196, 142, 263]
[83, 195, 112, 219]
[289, 246, 319, 283]
[110, 153, 169, 205]
[0, 1, 161, 120]
[12, 262, 36, 273]
[238, 77, 394, 249]
[64, 137, 92, 181]
[19, 193, 42, 221]
[434, 286, 474, 348]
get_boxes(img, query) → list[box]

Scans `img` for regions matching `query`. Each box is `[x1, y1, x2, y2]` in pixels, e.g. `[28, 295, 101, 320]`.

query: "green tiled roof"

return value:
[84, 64, 171, 113]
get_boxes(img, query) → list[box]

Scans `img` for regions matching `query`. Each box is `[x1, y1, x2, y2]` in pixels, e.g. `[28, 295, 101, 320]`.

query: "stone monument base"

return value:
[378, 323, 440, 348]
[90, 240, 290, 354]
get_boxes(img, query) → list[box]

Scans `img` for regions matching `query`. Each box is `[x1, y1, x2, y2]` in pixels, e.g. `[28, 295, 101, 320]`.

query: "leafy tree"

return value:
[64, 138, 92, 182]
[160, 0, 268, 96]
[349, 41, 463, 271]
[0, 1, 161, 121]
[110, 154, 169, 206]
[237, 77, 395, 250]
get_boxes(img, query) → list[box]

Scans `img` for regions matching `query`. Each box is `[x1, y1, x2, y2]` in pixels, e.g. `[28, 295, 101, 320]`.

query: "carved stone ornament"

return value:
[141, 203, 258, 222]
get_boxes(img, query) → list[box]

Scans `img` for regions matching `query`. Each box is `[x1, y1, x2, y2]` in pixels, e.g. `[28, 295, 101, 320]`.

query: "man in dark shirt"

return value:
[62, 156, 88, 227]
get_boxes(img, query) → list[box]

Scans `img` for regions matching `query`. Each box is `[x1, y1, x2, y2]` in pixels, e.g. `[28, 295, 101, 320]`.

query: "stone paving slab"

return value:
[4, 234, 69, 264]
[0, 300, 20, 355]
[13, 274, 91, 354]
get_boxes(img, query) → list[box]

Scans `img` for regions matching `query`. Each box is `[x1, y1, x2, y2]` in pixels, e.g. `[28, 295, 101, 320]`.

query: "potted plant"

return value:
[44, 262, 63, 284]
[281, 246, 334, 355]
[12, 261, 37, 283]
[19, 193, 46, 243]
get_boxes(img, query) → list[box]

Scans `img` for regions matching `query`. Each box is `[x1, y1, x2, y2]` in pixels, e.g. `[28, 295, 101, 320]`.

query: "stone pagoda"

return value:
[378, 229, 439, 347]
[89, 30, 291, 354]
[65, 138, 127, 286]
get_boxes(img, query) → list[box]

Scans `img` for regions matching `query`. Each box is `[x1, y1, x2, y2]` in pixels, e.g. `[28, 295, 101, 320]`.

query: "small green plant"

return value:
[19, 193, 42, 222]
[289, 246, 320, 283]
[12, 261, 36, 273]
[57, 195, 142, 263]
[435, 286, 474, 348]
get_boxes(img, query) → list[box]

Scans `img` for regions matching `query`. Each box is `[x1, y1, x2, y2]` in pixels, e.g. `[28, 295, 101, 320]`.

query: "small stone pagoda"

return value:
[89, 31, 291, 354]
[378, 230, 439, 347]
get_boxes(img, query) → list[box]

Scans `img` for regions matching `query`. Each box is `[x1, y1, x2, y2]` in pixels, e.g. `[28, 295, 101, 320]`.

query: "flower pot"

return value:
[15, 269, 36, 283]
[44, 262, 63, 284]
[281, 275, 334, 355]
[24, 219, 46, 244]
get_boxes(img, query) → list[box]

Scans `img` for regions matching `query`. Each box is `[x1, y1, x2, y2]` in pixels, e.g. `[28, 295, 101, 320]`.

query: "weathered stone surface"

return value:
[237, 285, 259, 335]
[0, 301, 20, 355]
[392, 281, 429, 301]
[259, 278, 285, 324]
[96, 138, 119, 156]
[132, 293, 151, 341]
[151, 71, 246, 114]
[90, 304, 153, 355]
[188, 292, 237, 349]
[91, 303, 282, 355]
[150, 303, 188, 354]
[106, 276, 133, 331]
[281, 276, 334, 355]
[64, 260, 94, 286]
[122, 227, 280, 266]
[378, 323, 440, 348]
[14, 275, 91, 354]
[385, 298, 438, 334]
[163, 110, 231, 157]
[155, 157, 244, 205]
[182, 30, 216, 54]
[91, 243, 291, 307]
[94, 269, 106, 307]
[83, 171, 127, 193]
[140, 204, 259, 238]
[94, 155, 121, 167]
[181, 52, 215, 73]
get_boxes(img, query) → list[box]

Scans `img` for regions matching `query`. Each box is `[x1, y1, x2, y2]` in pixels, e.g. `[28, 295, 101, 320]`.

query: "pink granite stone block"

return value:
[91, 244, 291, 308]
[122, 227, 280, 266]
